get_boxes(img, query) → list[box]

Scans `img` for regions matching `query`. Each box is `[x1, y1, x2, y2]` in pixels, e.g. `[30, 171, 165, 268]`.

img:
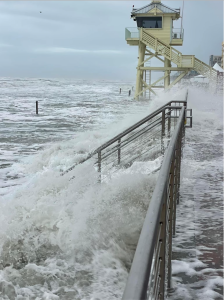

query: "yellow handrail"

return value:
[140, 28, 217, 80]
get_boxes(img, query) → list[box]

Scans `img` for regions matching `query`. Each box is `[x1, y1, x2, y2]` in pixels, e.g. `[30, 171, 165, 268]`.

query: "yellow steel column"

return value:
[164, 58, 171, 89]
[135, 41, 146, 99]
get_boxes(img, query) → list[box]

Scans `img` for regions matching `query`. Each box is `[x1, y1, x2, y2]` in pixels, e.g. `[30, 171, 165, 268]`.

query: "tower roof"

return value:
[131, 1, 180, 16]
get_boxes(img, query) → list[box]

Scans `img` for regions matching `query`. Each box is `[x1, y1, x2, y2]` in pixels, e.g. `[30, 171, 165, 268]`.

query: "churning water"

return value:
[0, 78, 223, 300]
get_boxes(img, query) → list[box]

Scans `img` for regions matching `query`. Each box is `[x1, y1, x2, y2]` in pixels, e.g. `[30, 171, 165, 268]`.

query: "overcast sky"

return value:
[0, 1, 223, 80]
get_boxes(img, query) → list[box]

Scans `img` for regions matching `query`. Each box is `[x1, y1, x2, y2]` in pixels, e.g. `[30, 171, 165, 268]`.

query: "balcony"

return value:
[125, 27, 184, 47]
[170, 28, 184, 46]
[125, 28, 140, 46]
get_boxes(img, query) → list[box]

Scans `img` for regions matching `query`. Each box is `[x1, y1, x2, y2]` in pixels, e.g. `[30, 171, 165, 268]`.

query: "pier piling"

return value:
[36, 101, 38, 115]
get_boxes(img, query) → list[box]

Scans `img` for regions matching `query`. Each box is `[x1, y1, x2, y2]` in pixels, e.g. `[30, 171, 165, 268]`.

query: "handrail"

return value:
[61, 100, 187, 176]
[142, 29, 182, 55]
[61, 91, 192, 299]
[130, 28, 217, 79]
[126, 26, 218, 83]
[122, 106, 186, 300]
[171, 28, 184, 40]
[61, 90, 191, 296]
[194, 58, 217, 75]
[95, 101, 186, 152]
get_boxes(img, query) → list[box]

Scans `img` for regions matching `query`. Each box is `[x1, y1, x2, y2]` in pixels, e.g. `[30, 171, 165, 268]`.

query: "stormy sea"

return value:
[0, 78, 223, 300]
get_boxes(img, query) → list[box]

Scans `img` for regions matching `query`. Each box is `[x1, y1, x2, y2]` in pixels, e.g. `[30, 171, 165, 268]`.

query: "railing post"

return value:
[183, 113, 186, 140]
[161, 109, 165, 154]
[98, 151, 101, 183]
[183, 107, 186, 140]
[167, 159, 175, 289]
[158, 188, 167, 300]
[173, 148, 178, 236]
[177, 135, 182, 205]
[162, 109, 165, 135]
[168, 108, 171, 137]
[118, 138, 121, 164]
[177, 121, 184, 204]
[173, 127, 183, 236]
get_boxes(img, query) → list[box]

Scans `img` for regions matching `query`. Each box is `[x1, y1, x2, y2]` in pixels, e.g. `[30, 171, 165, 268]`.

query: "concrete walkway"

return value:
[169, 89, 223, 300]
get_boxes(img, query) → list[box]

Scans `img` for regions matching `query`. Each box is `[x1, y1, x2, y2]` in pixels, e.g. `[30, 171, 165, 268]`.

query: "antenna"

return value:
[181, 1, 184, 31]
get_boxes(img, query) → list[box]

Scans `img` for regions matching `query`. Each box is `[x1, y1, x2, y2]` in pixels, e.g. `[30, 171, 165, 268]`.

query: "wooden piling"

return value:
[36, 101, 38, 114]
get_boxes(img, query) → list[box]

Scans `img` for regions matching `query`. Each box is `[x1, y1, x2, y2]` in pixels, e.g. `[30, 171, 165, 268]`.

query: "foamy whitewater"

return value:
[0, 78, 223, 300]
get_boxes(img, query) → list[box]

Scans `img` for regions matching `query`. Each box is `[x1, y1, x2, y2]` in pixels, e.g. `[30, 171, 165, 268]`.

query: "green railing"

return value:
[125, 27, 184, 41]
[171, 28, 184, 40]
[125, 27, 140, 40]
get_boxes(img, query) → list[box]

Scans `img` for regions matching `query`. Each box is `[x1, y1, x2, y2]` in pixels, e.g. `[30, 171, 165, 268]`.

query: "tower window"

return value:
[136, 17, 162, 28]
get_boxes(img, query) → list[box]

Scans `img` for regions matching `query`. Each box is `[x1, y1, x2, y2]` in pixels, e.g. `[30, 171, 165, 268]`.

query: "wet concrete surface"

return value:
[169, 129, 223, 299]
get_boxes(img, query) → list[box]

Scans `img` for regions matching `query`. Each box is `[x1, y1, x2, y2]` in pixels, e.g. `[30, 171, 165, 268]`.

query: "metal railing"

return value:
[141, 29, 183, 67]
[62, 91, 192, 299]
[125, 27, 217, 83]
[125, 27, 140, 39]
[95, 102, 188, 182]
[171, 28, 184, 40]
[62, 94, 192, 184]
[122, 103, 191, 300]
[125, 27, 184, 41]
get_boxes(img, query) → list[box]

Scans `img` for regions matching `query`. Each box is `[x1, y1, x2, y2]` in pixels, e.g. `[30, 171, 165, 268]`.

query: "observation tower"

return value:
[125, 0, 217, 99]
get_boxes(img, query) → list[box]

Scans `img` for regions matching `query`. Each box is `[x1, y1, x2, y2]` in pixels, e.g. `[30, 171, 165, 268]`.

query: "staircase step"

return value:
[140, 29, 217, 82]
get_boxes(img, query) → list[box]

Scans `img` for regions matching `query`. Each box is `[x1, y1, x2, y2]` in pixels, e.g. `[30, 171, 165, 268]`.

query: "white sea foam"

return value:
[0, 80, 222, 299]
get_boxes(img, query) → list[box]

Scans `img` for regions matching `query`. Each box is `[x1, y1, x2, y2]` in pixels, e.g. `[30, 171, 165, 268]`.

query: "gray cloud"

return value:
[0, 43, 12, 47]
[34, 47, 125, 54]
[0, 1, 222, 80]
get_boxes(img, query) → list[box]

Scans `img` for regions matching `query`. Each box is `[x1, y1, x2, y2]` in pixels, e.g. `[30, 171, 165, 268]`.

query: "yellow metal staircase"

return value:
[140, 29, 217, 81]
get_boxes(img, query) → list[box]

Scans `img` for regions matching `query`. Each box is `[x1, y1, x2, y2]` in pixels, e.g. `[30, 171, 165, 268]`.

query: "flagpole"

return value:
[181, 1, 184, 32]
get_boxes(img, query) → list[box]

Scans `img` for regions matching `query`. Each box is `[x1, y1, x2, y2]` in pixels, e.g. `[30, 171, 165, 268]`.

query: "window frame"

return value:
[136, 16, 163, 30]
